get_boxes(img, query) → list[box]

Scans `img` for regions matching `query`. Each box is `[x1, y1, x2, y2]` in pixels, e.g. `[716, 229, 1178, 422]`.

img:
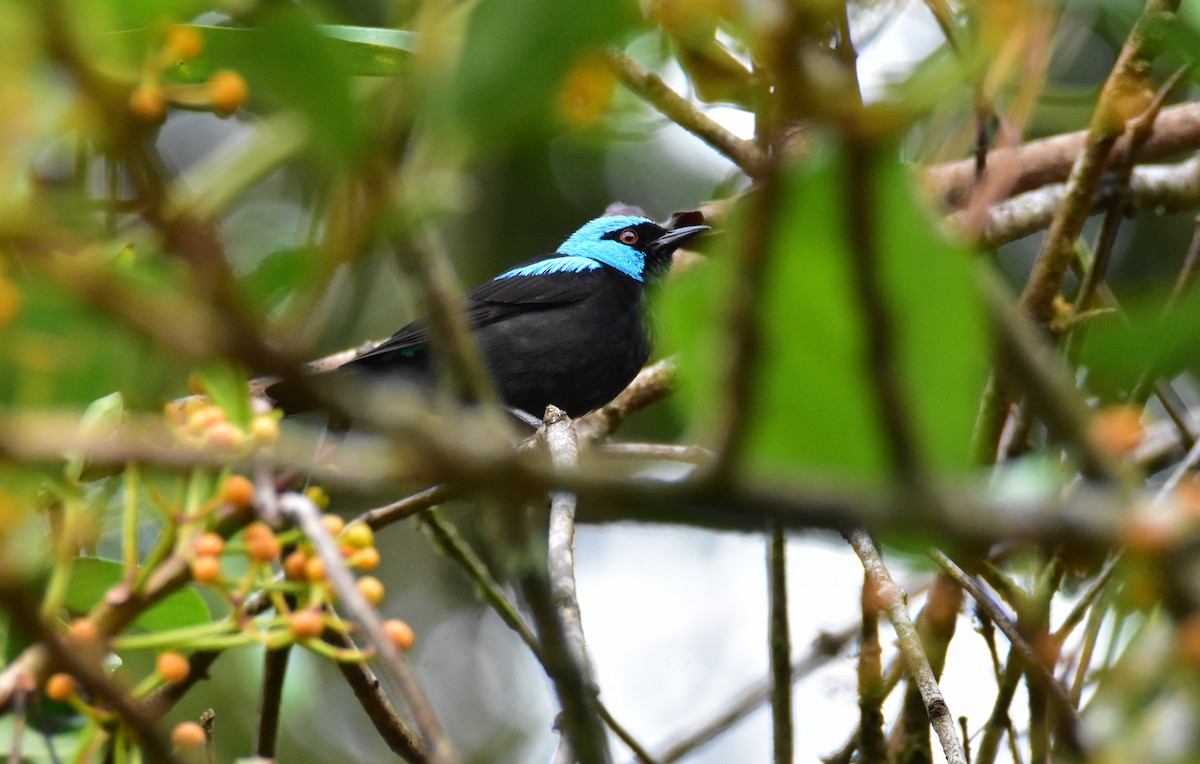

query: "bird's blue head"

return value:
[553, 215, 708, 282]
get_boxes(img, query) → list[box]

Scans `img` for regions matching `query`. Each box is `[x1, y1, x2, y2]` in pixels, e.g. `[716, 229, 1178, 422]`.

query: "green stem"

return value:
[123, 462, 140, 578]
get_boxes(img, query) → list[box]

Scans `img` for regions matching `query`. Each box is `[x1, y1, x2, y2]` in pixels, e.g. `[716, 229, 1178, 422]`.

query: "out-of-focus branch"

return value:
[0, 584, 180, 763]
[924, 101, 1200, 208]
[844, 531, 967, 764]
[930, 552, 1084, 754]
[961, 156, 1200, 247]
[605, 48, 767, 178]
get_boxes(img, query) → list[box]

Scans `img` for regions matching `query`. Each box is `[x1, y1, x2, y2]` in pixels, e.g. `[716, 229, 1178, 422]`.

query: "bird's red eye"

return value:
[619, 230, 638, 245]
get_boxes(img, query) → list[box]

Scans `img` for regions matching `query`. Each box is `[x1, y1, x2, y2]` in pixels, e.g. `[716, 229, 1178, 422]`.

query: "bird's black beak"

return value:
[650, 225, 709, 254]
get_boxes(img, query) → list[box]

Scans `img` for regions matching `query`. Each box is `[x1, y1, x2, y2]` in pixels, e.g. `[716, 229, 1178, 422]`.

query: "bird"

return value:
[266, 214, 708, 422]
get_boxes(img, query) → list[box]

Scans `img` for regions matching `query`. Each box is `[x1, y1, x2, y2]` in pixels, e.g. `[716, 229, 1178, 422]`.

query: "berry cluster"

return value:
[127, 25, 248, 122]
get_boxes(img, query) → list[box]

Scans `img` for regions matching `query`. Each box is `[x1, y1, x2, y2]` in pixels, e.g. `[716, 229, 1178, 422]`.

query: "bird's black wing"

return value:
[349, 266, 596, 364]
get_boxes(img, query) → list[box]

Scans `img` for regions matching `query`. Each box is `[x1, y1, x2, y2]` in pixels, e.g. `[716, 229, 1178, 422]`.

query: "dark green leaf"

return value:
[660, 138, 987, 481]
[63, 557, 210, 632]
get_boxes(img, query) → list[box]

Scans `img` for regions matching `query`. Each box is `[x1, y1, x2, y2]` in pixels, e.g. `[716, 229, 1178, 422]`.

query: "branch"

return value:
[538, 407, 610, 764]
[844, 531, 967, 764]
[604, 47, 767, 178]
[924, 101, 1200, 208]
[277, 492, 457, 764]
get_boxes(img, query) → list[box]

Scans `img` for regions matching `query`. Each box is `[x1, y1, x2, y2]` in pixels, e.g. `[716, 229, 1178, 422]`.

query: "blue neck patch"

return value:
[556, 215, 653, 282]
[495, 256, 600, 280]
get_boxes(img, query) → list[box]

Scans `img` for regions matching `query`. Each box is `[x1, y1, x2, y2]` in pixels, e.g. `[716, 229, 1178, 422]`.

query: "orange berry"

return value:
[1090, 406, 1145, 457]
[222, 475, 255, 508]
[382, 619, 415, 651]
[191, 554, 221, 585]
[321, 514, 345, 536]
[304, 556, 326, 582]
[171, 721, 206, 749]
[244, 524, 281, 563]
[65, 619, 98, 647]
[349, 546, 380, 572]
[208, 70, 248, 117]
[129, 83, 166, 122]
[194, 532, 224, 557]
[288, 609, 324, 640]
[165, 25, 204, 60]
[283, 550, 308, 580]
[357, 576, 385, 605]
[342, 523, 374, 550]
[156, 651, 190, 684]
[45, 673, 76, 701]
[207, 421, 247, 452]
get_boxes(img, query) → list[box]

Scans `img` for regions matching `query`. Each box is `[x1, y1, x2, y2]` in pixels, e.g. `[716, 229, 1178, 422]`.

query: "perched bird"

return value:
[266, 214, 707, 421]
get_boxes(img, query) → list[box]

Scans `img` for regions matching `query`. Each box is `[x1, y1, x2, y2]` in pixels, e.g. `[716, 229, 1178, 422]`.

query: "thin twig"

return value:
[767, 521, 792, 764]
[857, 569, 887, 764]
[844, 531, 967, 764]
[255, 644, 291, 758]
[930, 551, 1083, 755]
[278, 492, 457, 764]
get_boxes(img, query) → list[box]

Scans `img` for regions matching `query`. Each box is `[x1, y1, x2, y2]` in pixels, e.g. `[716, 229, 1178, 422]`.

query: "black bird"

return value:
[267, 215, 708, 420]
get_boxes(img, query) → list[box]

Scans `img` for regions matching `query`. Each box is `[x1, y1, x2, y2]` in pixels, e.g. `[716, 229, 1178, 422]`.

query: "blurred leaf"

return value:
[0, 273, 183, 411]
[182, 12, 365, 162]
[660, 138, 987, 481]
[195, 362, 252, 429]
[439, 0, 640, 145]
[65, 392, 124, 483]
[1081, 288, 1200, 397]
[64, 557, 210, 632]
[238, 246, 324, 321]
[0, 712, 85, 761]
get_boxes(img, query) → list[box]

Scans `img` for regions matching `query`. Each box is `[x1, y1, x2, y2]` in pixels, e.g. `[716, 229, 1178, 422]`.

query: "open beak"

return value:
[649, 224, 709, 254]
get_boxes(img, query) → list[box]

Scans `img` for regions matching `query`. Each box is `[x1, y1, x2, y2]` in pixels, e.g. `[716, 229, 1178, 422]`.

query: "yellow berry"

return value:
[341, 523, 374, 550]
[222, 475, 255, 508]
[191, 554, 221, 585]
[251, 415, 279, 445]
[171, 721, 206, 749]
[382, 619, 415, 651]
[304, 486, 329, 510]
[357, 576, 385, 605]
[288, 609, 324, 640]
[194, 532, 224, 557]
[129, 83, 166, 122]
[45, 673, 76, 701]
[207, 70, 248, 117]
[165, 25, 204, 60]
[156, 651, 190, 684]
[321, 514, 345, 536]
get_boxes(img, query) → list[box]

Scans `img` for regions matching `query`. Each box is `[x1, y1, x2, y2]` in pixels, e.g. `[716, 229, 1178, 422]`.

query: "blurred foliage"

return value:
[0, 0, 1198, 762]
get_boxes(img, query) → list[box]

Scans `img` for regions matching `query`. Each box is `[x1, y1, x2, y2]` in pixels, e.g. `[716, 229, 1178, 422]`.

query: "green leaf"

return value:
[65, 392, 125, 483]
[1081, 287, 1200, 398]
[437, 0, 640, 146]
[182, 12, 365, 163]
[238, 246, 324, 321]
[660, 138, 988, 481]
[194, 362, 252, 429]
[63, 557, 210, 632]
